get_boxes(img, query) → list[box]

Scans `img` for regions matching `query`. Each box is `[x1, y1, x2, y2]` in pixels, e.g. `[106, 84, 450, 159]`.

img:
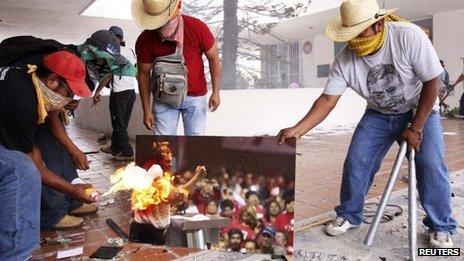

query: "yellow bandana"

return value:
[27, 64, 48, 124]
[348, 25, 387, 57]
[347, 14, 430, 57]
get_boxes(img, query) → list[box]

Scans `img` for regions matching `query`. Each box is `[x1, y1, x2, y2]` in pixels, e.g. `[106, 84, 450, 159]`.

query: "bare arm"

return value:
[180, 166, 207, 193]
[205, 44, 221, 111]
[411, 77, 440, 132]
[138, 63, 154, 130]
[92, 74, 112, 105]
[168, 166, 207, 204]
[29, 146, 94, 203]
[401, 76, 440, 152]
[453, 73, 464, 86]
[46, 110, 89, 170]
[278, 94, 341, 143]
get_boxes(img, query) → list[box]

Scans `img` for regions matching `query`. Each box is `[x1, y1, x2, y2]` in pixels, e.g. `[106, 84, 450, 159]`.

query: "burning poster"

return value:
[108, 136, 296, 255]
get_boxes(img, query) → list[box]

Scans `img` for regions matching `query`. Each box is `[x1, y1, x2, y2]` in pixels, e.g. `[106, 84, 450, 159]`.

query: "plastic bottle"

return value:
[71, 178, 101, 201]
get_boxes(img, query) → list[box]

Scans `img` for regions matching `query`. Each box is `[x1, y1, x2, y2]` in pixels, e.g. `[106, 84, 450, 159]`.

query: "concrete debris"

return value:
[295, 250, 350, 261]
[294, 170, 464, 261]
[42, 233, 85, 245]
[107, 237, 127, 247]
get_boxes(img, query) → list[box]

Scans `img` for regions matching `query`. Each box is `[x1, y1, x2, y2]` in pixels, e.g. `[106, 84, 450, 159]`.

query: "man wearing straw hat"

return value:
[132, 0, 221, 135]
[279, 0, 456, 248]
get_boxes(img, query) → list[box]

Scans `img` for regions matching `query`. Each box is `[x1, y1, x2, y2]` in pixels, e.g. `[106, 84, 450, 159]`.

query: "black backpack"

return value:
[0, 36, 95, 92]
[0, 36, 66, 67]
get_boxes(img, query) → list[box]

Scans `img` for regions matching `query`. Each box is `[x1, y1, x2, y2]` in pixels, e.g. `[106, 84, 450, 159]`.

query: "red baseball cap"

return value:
[43, 50, 92, 97]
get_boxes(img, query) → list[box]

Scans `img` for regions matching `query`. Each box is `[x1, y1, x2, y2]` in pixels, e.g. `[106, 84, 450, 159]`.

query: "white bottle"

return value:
[71, 178, 101, 201]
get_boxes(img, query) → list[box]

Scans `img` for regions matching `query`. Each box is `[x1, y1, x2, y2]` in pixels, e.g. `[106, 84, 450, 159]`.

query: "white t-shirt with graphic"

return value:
[324, 22, 442, 114]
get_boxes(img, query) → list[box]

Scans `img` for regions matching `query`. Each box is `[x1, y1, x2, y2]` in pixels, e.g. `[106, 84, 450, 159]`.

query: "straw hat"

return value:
[131, 0, 180, 30]
[326, 0, 398, 42]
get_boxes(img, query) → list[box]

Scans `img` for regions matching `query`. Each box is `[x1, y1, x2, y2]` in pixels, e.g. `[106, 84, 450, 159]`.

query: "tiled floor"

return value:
[33, 127, 201, 260]
[32, 118, 464, 259]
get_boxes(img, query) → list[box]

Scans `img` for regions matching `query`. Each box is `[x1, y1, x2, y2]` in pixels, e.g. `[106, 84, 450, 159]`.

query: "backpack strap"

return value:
[173, 45, 183, 61]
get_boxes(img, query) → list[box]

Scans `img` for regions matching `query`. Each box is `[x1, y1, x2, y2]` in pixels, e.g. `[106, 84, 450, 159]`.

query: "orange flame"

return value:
[108, 162, 175, 211]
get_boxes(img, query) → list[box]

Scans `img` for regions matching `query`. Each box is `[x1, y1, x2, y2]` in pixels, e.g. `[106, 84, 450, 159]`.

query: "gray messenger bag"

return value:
[150, 46, 187, 107]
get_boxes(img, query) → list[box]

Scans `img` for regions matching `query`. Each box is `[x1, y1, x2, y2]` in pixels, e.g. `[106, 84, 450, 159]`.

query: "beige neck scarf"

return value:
[159, 14, 184, 48]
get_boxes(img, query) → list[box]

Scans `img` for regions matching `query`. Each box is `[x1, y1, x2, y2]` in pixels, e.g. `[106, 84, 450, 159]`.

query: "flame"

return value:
[107, 162, 175, 211]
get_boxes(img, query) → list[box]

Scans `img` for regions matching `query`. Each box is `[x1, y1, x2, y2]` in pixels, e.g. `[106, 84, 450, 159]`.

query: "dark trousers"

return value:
[35, 124, 82, 229]
[460, 91, 464, 115]
[109, 89, 136, 157]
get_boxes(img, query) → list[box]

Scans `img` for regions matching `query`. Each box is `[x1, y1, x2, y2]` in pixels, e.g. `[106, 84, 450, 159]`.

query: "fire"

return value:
[107, 162, 175, 211]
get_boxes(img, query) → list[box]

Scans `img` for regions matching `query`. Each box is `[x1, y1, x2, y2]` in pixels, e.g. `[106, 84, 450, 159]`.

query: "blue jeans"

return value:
[35, 124, 81, 229]
[0, 145, 41, 260]
[336, 110, 457, 234]
[152, 95, 207, 135]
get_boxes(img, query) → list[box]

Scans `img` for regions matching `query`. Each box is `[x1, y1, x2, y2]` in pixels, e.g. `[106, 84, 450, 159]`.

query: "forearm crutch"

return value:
[363, 140, 417, 261]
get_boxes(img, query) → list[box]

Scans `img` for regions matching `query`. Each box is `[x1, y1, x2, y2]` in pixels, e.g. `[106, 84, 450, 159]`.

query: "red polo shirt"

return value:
[135, 14, 215, 96]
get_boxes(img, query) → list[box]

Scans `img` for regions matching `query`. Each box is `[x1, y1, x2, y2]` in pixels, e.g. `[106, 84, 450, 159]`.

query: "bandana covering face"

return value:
[27, 64, 72, 123]
[348, 24, 387, 57]
[159, 14, 184, 48]
[38, 79, 72, 112]
[347, 14, 429, 57]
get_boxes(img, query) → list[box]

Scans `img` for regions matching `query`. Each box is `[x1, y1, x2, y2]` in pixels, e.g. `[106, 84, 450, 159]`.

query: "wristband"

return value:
[408, 127, 422, 140]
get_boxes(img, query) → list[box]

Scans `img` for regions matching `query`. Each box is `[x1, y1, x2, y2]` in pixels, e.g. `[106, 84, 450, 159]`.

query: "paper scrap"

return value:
[171, 214, 210, 221]
[56, 247, 83, 259]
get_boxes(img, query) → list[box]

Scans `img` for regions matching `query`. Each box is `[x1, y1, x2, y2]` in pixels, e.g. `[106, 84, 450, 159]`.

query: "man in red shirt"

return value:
[275, 198, 294, 246]
[132, 0, 221, 135]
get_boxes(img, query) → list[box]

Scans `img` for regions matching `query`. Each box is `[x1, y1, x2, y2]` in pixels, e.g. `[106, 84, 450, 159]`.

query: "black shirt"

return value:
[0, 67, 38, 153]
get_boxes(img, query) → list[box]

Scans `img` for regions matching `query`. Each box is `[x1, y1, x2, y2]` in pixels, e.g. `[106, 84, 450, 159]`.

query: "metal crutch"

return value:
[363, 140, 417, 261]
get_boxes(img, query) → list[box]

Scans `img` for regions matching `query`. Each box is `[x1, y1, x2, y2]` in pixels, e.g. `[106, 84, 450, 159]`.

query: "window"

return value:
[268, 45, 279, 85]
[317, 64, 330, 78]
[288, 42, 299, 84]
[262, 42, 300, 88]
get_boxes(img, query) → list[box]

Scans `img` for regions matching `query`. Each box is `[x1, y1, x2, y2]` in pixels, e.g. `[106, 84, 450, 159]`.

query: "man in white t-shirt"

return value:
[278, 0, 456, 248]
[94, 26, 137, 161]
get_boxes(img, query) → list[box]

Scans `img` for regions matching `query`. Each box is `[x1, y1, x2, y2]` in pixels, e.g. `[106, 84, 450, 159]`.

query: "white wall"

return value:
[434, 9, 464, 109]
[297, 8, 464, 109]
[74, 89, 366, 138]
[300, 35, 334, 88]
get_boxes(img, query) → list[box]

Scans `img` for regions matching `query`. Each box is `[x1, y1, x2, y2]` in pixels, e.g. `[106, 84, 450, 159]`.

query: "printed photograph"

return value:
[131, 136, 296, 256]
[1, 0, 464, 260]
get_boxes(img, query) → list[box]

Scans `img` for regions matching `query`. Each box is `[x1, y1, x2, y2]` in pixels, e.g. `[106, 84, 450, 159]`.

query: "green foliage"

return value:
[445, 107, 460, 118]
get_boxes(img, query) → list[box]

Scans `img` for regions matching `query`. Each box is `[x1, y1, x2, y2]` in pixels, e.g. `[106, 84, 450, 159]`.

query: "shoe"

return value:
[113, 154, 135, 161]
[97, 134, 109, 145]
[54, 215, 84, 230]
[325, 216, 359, 236]
[100, 145, 117, 155]
[429, 231, 453, 248]
[69, 204, 98, 216]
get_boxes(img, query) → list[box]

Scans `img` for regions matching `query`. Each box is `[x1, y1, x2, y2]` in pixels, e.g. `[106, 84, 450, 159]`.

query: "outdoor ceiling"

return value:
[249, 0, 464, 43]
[0, 0, 141, 45]
[1, 0, 464, 45]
